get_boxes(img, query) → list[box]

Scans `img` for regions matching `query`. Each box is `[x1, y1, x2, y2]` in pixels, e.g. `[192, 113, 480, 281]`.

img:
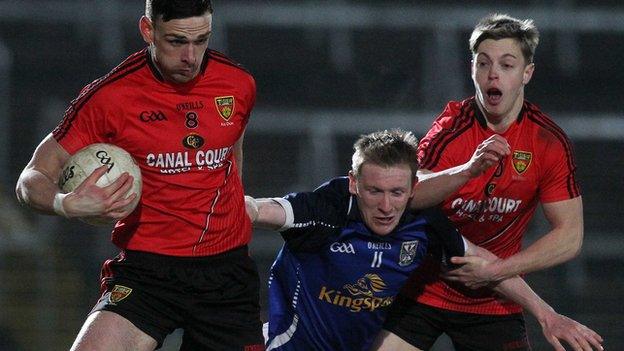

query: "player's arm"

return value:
[244, 196, 288, 231]
[463, 243, 603, 351]
[448, 197, 583, 286]
[410, 134, 510, 209]
[16, 134, 135, 220]
[233, 127, 246, 179]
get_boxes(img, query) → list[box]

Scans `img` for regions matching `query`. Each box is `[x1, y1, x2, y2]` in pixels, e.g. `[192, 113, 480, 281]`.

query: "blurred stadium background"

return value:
[1, 1, 623, 350]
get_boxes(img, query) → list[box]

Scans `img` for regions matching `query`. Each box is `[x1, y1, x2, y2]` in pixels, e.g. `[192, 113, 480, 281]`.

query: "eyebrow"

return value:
[164, 32, 211, 40]
[477, 52, 518, 60]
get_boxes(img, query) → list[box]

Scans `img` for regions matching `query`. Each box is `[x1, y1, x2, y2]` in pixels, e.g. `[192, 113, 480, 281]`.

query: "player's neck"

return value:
[478, 96, 524, 134]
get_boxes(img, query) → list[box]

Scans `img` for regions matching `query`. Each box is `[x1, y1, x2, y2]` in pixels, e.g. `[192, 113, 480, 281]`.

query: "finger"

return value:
[102, 172, 132, 197]
[81, 165, 109, 187]
[108, 174, 134, 201]
[571, 334, 590, 351]
[450, 256, 470, 265]
[108, 192, 137, 213]
[583, 329, 603, 351]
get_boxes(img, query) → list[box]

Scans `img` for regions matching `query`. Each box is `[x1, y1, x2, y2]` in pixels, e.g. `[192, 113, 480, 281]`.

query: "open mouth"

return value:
[486, 88, 502, 105]
[375, 216, 394, 225]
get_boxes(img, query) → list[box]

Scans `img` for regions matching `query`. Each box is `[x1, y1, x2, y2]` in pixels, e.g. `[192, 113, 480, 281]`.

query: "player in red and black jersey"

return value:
[374, 14, 603, 351]
[16, 1, 264, 350]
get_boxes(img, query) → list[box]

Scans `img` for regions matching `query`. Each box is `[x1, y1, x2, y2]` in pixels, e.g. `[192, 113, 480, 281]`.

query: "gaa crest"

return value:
[214, 96, 235, 121]
[399, 240, 419, 266]
[512, 150, 532, 174]
[110, 285, 132, 304]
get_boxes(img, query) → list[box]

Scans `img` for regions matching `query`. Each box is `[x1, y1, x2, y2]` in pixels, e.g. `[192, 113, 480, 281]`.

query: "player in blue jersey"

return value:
[245, 129, 601, 351]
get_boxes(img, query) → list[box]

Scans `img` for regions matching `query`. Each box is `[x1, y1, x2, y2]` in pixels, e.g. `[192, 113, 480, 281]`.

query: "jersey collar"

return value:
[471, 97, 527, 130]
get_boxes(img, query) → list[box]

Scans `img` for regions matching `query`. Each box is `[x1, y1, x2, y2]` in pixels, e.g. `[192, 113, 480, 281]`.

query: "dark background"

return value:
[0, 1, 622, 350]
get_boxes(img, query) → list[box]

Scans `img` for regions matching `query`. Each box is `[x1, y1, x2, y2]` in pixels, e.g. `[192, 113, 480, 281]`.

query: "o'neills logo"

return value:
[214, 96, 235, 121]
[182, 133, 205, 149]
[512, 150, 532, 174]
[110, 285, 132, 303]
[318, 274, 393, 312]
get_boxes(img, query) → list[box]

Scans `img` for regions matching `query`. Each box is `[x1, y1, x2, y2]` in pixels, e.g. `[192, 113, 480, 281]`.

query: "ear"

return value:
[409, 176, 418, 197]
[348, 171, 358, 196]
[139, 16, 155, 45]
[522, 62, 535, 85]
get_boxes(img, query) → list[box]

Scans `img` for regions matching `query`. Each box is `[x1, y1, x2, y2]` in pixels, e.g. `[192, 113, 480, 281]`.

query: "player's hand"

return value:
[463, 134, 510, 178]
[539, 310, 604, 351]
[442, 240, 499, 289]
[443, 254, 501, 289]
[62, 165, 137, 222]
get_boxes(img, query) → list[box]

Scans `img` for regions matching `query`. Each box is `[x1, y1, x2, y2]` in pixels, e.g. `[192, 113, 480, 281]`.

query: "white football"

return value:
[58, 143, 142, 225]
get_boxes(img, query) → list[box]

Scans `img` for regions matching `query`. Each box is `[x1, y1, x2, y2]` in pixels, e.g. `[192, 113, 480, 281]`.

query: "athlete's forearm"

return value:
[410, 167, 472, 209]
[246, 197, 287, 230]
[492, 275, 551, 317]
[487, 199, 583, 281]
[16, 168, 63, 216]
[488, 228, 582, 281]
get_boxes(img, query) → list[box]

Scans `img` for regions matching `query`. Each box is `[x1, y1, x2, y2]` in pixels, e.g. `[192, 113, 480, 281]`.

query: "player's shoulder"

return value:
[206, 49, 254, 79]
[77, 49, 149, 99]
[432, 97, 476, 128]
[313, 177, 349, 196]
[521, 100, 572, 142]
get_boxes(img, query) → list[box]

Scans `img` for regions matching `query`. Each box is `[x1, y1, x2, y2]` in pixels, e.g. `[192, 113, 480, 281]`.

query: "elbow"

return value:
[15, 178, 26, 206]
[565, 229, 584, 261]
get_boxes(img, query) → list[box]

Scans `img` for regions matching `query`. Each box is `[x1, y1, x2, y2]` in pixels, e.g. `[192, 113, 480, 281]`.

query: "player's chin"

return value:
[371, 221, 397, 236]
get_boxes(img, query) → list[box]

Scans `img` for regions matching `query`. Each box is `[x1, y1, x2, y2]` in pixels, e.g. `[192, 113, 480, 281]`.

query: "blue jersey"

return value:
[265, 177, 465, 350]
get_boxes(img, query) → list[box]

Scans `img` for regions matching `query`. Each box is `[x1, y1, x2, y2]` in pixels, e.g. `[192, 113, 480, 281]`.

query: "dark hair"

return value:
[351, 129, 419, 180]
[469, 13, 539, 64]
[146, 0, 213, 22]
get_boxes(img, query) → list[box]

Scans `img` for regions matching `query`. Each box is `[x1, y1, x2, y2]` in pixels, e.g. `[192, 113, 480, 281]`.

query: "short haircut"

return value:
[469, 13, 540, 64]
[146, 0, 213, 22]
[351, 129, 419, 179]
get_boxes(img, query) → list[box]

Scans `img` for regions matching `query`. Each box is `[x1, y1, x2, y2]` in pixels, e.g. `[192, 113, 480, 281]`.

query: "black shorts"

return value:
[91, 246, 265, 351]
[383, 296, 530, 351]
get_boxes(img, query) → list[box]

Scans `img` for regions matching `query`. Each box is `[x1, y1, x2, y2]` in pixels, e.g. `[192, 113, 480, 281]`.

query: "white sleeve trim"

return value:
[461, 235, 468, 255]
[271, 197, 294, 232]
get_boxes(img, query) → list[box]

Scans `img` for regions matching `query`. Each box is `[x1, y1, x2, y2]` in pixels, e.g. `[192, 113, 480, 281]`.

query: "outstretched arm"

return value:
[244, 196, 288, 230]
[460, 243, 603, 351]
[410, 134, 510, 209]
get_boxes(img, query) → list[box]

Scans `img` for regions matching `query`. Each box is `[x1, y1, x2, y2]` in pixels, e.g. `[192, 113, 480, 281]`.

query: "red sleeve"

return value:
[52, 86, 119, 155]
[538, 132, 581, 203]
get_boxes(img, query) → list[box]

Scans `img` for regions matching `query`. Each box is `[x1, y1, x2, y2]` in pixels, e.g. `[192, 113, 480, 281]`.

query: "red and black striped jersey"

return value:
[53, 48, 256, 257]
[405, 97, 580, 314]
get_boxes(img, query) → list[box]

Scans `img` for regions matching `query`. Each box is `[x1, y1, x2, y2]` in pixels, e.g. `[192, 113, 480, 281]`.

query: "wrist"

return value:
[488, 258, 508, 282]
[244, 195, 258, 223]
[53, 192, 69, 218]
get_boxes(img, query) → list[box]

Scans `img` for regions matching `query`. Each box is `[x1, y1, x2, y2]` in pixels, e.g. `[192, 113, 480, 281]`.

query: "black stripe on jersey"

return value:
[53, 51, 147, 141]
[207, 49, 252, 75]
[421, 101, 475, 170]
[524, 104, 580, 198]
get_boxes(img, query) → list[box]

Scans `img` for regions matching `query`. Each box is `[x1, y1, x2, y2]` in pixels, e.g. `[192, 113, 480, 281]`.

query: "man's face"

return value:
[140, 14, 212, 84]
[348, 163, 415, 236]
[472, 38, 534, 123]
